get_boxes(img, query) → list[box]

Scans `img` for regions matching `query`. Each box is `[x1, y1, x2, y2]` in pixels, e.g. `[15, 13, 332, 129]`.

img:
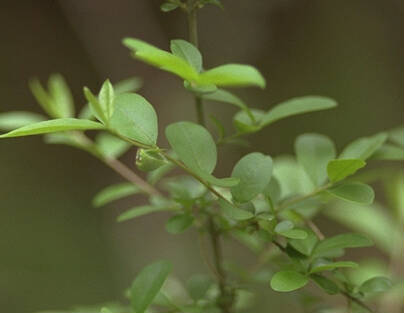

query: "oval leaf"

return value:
[231, 152, 273, 203]
[109, 93, 158, 146]
[0, 118, 104, 138]
[340, 133, 387, 160]
[270, 270, 309, 292]
[327, 182, 374, 204]
[170, 39, 202, 72]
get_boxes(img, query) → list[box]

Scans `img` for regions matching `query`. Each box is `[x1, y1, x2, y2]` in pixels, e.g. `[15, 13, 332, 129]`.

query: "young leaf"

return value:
[230, 152, 273, 203]
[29, 77, 56, 117]
[198, 64, 266, 88]
[165, 213, 194, 234]
[327, 182, 374, 204]
[288, 230, 318, 256]
[165, 121, 217, 174]
[327, 159, 366, 183]
[48, 73, 75, 118]
[359, 276, 392, 295]
[310, 274, 339, 294]
[109, 93, 158, 146]
[123, 38, 199, 82]
[0, 118, 104, 138]
[170, 39, 202, 72]
[117, 205, 173, 222]
[98, 79, 115, 120]
[339, 133, 387, 160]
[95, 132, 131, 159]
[309, 260, 358, 274]
[312, 233, 373, 258]
[295, 133, 336, 186]
[114, 77, 143, 94]
[130, 260, 172, 313]
[261, 96, 337, 127]
[218, 198, 254, 221]
[84, 86, 108, 124]
[270, 270, 309, 292]
[160, 2, 179, 12]
[0, 111, 46, 131]
[93, 183, 140, 208]
[233, 109, 264, 134]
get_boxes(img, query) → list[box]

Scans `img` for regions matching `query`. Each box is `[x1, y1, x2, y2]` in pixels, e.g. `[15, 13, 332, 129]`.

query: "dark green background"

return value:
[0, 0, 402, 312]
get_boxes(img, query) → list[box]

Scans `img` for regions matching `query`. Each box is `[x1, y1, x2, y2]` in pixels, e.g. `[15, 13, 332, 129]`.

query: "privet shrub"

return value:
[1, 1, 403, 313]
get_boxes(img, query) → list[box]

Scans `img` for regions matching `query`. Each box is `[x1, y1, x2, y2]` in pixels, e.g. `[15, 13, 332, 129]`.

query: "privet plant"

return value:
[1, 1, 403, 313]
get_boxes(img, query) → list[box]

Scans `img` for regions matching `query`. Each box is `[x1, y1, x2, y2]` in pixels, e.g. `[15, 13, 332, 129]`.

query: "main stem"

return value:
[186, 2, 230, 312]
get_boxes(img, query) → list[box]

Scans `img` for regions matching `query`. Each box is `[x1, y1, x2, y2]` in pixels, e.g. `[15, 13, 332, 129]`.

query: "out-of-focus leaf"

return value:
[310, 260, 358, 274]
[270, 270, 309, 292]
[95, 133, 131, 159]
[327, 182, 374, 204]
[388, 127, 404, 147]
[359, 276, 392, 295]
[370, 144, 404, 161]
[0, 111, 46, 131]
[339, 133, 387, 160]
[310, 274, 339, 295]
[218, 198, 254, 221]
[165, 213, 194, 234]
[93, 183, 140, 207]
[48, 73, 75, 118]
[187, 274, 212, 301]
[117, 205, 174, 222]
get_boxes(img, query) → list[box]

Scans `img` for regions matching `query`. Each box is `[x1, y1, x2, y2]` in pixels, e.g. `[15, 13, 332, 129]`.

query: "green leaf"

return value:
[160, 2, 179, 12]
[233, 109, 264, 134]
[165, 121, 217, 174]
[263, 177, 281, 204]
[198, 64, 266, 88]
[187, 274, 212, 301]
[200, 0, 224, 8]
[100, 308, 112, 313]
[123, 38, 198, 82]
[136, 149, 168, 172]
[270, 270, 309, 292]
[83, 86, 108, 124]
[261, 96, 337, 127]
[95, 133, 131, 159]
[114, 77, 143, 94]
[98, 79, 115, 120]
[310, 274, 339, 294]
[312, 233, 373, 258]
[117, 205, 173, 222]
[109, 93, 158, 146]
[370, 144, 404, 161]
[48, 73, 75, 118]
[274, 220, 307, 239]
[93, 183, 140, 207]
[218, 198, 254, 221]
[388, 127, 404, 147]
[170, 39, 202, 72]
[198, 172, 240, 187]
[310, 260, 358, 274]
[147, 163, 176, 185]
[29, 78, 55, 117]
[130, 260, 172, 313]
[359, 276, 392, 295]
[339, 133, 387, 160]
[327, 182, 374, 204]
[0, 118, 104, 138]
[230, 152, 273, 203]
[165, 213, 194, 234]
[288, 230, 318, 256]
[203, 89, 254, 121]
[295, 133, 336, 186]
[0, 111, 46, 131]
[327, 159, 366, 183]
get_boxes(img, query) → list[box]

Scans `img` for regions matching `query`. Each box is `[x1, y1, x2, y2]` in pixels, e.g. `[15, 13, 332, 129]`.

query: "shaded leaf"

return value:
[117, 205, 173, 222]
[340, 133, 387, 160]
[310, 274, 339, 294]
[93, 183, 140, 207]
[218, 198, 254, 221]
[359, 276, 392, 295]
[187, 274, 212, 301]
[327, 182, 374, 204]
[310, 260, 358, 274]
[165, 213, 194, 234]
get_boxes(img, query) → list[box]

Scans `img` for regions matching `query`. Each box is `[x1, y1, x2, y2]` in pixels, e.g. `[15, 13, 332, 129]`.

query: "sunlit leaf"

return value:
[170, 39, 202, 72]
[327, 159, 366, 183]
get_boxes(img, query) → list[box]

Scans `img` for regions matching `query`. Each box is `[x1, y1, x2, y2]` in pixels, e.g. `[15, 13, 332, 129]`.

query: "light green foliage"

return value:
[309, 260, 358, 274]
[109, 93, 158, 146]
[170, 39, 203, 72]
[270, 270, 309, 292]
[340, 133, 387, 160]
[117, 205, 174, 222]
[295, 133, 336, 186]
[359, 276, 392, 295]
[327, 182, 374, 204]
[230, 152, 273, 203]
[93, 183, 141, 207]
[327, 159, 366, 182]
[165, 213, 194, 233]
[130, 260, 172, 313]
[95, 133, 131, 159]
[218, 198, 254, 220]
[0, 111, 46, 131]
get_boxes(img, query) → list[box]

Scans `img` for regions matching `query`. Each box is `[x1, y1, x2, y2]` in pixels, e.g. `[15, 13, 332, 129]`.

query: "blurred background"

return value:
[0, 0, 402, 312]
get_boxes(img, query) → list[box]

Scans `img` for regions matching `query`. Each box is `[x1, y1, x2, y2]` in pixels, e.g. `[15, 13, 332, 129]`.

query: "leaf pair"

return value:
[123, 38, 266, 89]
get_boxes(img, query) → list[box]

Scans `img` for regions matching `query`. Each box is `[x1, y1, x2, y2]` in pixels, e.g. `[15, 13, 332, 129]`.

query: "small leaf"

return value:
[165, 121, 217, 174]
[0, 118, 104, 138]
[230, 152, 273, 203]
[48, 73, 75, 118]
[312, 233, 373, 258]
[370, 144, 404, 161]
[114, 77, 143, 94]
[95, 132, 131, 159]
[310, 274, 339, 294]
[84, 86, 108, 124]
[110, 93, 158, 146]
[93, 183, 140, 207]
[263, 177, 281, 204]
[327, 182, 374, 204]
[198, 64, 266, 88]
[117, 205, 173, 222]
[187, 274, 212, 301]
[327, 159, 366, 183]
[98, 79, 115, 120]
[274, 220, 307, 239]
[160, 2, 179, 12]
[218, 198, 254, 221]
[165, 213, 194, 234]
[233, 109, 264, 134]
[0, 111, 46, 131]
[310, 260, 358, 274]
[123, 38, 199, 82]
[199, 172, 240, 187]
[288, 230, 318, 256]
[261, 96, 337, 127]
[130, 260, 172, 313]
[388, 127, 404, 147]
[136, 149, 168, 172]
[170, 39, 202, 72]
[359, 276, 392, 295]
[340, 133, 387, 160]
[270, 270, 309, 292]
[274, 220, 294, 233]
[100, 308, 112, 313]
[295, 133, 336, 186]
